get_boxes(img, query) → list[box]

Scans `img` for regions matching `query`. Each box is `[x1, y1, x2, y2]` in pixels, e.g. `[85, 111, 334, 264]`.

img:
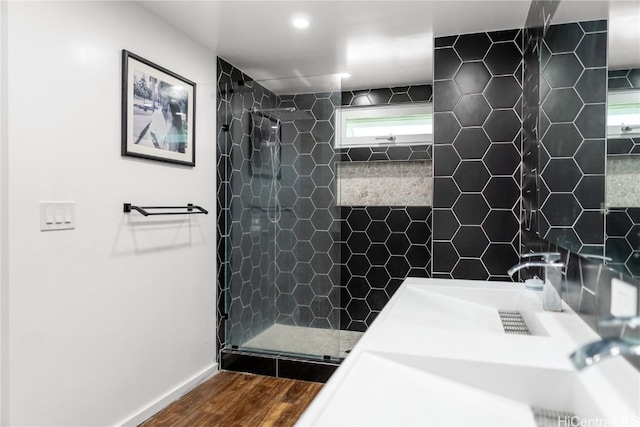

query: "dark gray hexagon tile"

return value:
[433, 144, 461, 176]
[453, 161, 491, 192]
[542, 158, 582, 192]
[433, 177, 461, 208]
[452, 259, 489, 280]
[575, 211, 604, 245]
[454, 33, 492, 61]
[542, 194, 581, 226]
[434, 80, 462, 112]
[432, 242, 460, 272]
[483, 143, 520, 176]
[574, 176, 605, 209]
[482, 243, 519, 275]
[575, 32, 607, 68]
[483, 210, 519, 243]
[543, 123, 582, 157]
[484, 177, 520, 209]
[432, 209, 460, 240]
[607, 210, 633, 237]
[575, 104, 605, 139]
[453, 94, 491, 127]
[543, 53, 583, 88]
[484, 42, 522, 75]
[483, 110, 521, 142]
[453, 128, 491, 159]
[574, 140, 605, 174]
[544, 23, 584, 53]
[484, 76, 521, 109]
[434, 112, 462, 144]
[454, 62, 491, 94]
[408, 85, 433, 102]
[452, 226, 490, 257]
[576, 68, 606, 103]
[541, 88, 582, 122]
[453, 194, 491, 225]
[434, 48, 462, 80]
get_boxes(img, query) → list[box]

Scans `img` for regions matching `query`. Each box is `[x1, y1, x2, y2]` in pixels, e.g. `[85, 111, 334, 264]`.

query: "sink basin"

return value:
[298, 278, 639, 427]
[311, 350, 599, 426]
[382, 281, 547, 336]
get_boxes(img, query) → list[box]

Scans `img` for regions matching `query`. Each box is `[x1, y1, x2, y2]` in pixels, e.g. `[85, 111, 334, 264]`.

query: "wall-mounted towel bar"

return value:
[123, 203, 208, 216]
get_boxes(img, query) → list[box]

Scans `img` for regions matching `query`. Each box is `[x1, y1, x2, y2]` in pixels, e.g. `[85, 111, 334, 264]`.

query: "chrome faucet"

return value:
[570, 316, 640, 370]
[507, 252, 565, 311]
[507, 252, 564, 277]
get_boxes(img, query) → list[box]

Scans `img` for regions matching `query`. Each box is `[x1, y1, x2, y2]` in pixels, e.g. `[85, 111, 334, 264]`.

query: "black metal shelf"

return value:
[123, 203, 208, 217]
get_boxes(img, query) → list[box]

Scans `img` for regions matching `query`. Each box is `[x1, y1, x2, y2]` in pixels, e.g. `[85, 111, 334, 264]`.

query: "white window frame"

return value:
[607, 89, 640, 138]
[335, 102, 433, 148]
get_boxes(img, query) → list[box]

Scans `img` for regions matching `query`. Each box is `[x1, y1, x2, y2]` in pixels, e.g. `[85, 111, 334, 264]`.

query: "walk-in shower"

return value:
[217, 71, 363, 363]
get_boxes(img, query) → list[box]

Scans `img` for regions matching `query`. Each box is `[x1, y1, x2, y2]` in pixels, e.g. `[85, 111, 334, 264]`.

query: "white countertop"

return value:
[296, 278, 640, 427]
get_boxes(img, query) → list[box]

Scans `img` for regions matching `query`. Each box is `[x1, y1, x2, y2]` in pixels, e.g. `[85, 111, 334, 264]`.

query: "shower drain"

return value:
[498, 310, 531, 335]
[531, 406, 577, 427]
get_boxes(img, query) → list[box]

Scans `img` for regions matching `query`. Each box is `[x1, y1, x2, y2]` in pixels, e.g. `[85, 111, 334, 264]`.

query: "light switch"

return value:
[64, 207, 72, 224]
[40, 202, 75, 231]
[45, 207, 54, 224]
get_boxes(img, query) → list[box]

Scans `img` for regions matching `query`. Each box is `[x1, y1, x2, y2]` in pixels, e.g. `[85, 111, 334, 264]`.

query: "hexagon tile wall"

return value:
[339, 206, 431, 331]
[538, 20, 607, 256]
[432, 29, 524, 280]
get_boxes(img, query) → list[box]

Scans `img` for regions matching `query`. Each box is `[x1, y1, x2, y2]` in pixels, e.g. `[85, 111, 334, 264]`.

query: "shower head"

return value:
[251, 106, 312, 121]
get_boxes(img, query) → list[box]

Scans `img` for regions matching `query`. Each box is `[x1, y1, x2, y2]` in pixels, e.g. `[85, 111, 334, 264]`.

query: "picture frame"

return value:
[121, 50, 196, 166]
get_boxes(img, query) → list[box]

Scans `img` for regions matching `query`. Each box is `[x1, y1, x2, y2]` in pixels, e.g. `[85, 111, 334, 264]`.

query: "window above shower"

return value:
[335, 102, 433, 149]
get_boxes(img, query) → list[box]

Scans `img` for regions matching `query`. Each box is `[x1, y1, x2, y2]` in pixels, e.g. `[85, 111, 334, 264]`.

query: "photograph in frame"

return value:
[121, 50, 196, 166]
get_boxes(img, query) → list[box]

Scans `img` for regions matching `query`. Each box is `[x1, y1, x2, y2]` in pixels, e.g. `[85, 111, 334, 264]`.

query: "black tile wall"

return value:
[608, 68, 640, 90]
[537, 20, 607, 256]
[339, 207, 431, 331]
[432, 29, 523, 280]
[606, 208, 640, 278]
[608, 137, 640, 156]
[339, 84, 433, 162]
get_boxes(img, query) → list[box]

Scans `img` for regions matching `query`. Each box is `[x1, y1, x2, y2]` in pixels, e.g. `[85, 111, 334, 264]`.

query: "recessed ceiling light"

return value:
[292, 18, 310, 29]
[338, 73, 351, 79]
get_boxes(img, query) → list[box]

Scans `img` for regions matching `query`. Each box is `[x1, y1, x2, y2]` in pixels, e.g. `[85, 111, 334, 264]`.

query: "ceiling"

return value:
[136, 0, 638, 93]
[136, 0, 532, 92]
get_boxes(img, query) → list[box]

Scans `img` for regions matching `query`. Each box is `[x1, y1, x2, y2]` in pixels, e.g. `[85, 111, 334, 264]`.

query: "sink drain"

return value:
[498, 310, 531, 335]
[531, 406, 577, 427]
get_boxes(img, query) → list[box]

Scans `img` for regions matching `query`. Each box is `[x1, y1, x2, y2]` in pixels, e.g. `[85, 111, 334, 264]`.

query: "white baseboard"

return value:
[116, 362, 219, 427]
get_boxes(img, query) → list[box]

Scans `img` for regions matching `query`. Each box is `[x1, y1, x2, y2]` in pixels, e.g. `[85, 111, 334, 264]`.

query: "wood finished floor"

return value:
[140, 371, 323, 427]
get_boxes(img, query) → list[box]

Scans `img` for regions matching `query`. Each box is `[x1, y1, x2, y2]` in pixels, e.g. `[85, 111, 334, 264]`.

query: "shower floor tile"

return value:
[242, 324, 364, 359]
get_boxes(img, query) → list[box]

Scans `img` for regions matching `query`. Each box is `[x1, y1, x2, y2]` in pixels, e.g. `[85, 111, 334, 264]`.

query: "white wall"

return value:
[5, 1, 218, 425]
[1, 0, 9, 424]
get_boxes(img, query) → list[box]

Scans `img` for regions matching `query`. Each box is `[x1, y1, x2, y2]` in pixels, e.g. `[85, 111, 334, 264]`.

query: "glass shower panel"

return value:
[224, 74, 343, 360]
[222, 79, 279, 350]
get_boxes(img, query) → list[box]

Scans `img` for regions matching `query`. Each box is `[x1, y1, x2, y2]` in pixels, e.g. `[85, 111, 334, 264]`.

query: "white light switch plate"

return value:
[40, 202, 75, 231]
[611, 278, 638, 317]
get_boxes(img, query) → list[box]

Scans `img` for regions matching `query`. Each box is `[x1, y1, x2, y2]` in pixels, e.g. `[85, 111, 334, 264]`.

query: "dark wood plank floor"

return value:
[140, 371, 323, 427]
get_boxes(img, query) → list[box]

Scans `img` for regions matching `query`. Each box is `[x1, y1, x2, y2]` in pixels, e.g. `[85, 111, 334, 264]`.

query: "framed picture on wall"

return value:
[121, 50, 196, 166]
